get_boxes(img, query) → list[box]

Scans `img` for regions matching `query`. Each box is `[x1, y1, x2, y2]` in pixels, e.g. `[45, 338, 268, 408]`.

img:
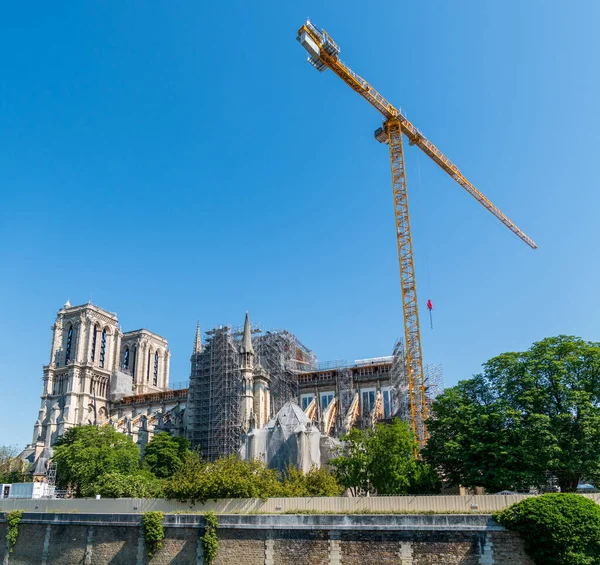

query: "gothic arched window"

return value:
[91, 324, 99, 362]
[100, 328, 107, 368]
[123, 348, 130, 370]
[132, 346, 137, 378]
[153, 351, 159, 386]
[65, 325, 73, 364]
[147, 350, 151, 382]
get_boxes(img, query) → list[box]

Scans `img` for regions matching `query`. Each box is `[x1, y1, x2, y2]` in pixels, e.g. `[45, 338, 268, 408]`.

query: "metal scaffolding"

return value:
[390, 339, 443, 438]
[255, 329, 316, 415]
[186, 317, 442, 458]
[187, 323, 316, 460]
[188, 326, 241, 461]
[390, 340, 410, 423]
[424, 363, 444, 403]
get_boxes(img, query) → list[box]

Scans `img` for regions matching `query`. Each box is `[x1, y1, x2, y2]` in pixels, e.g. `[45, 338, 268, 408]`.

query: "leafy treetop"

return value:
[424, 336, 600, 493]
[331, 419, 440, 496]
[53, 425, 140, 496]
[83, 470, 164, 498]
[0, 445, 29, 483]
[143, 432, 190, 479]
[164, 453, 282, 504]
[164, 453, 342, 503]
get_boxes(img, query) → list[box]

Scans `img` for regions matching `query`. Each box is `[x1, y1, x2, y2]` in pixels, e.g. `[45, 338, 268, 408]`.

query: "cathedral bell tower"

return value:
[30, 301, 121, 467]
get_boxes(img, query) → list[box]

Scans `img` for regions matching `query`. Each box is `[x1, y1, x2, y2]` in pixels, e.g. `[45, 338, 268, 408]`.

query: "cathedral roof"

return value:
[58, 301, 118, 321]
[267, 401, 312, 430]
[122, 328, 168, 343]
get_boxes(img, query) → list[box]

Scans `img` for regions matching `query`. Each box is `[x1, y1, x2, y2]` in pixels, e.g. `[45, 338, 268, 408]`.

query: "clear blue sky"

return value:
[1, 1, 598, 448]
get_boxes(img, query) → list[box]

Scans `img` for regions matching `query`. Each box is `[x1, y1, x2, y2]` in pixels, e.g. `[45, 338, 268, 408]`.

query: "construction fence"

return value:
[2, 494, 600, 515]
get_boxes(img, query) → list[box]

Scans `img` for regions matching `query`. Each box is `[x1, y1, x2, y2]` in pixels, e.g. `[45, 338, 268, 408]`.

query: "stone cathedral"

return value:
[22, 301, 173, 476]
[22, 301, 310, 476]
[23, 300, 414, 477]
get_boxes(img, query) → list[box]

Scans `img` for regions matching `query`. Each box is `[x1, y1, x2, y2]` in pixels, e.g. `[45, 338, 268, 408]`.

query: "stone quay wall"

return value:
[0, 513, 534, 565]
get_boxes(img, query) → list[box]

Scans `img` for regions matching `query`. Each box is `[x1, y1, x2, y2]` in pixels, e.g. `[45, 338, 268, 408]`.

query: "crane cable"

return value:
[416, 152, 434, 330]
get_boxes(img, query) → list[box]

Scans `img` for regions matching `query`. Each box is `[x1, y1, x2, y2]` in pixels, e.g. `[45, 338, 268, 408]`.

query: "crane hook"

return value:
[427, 299, 433, 330]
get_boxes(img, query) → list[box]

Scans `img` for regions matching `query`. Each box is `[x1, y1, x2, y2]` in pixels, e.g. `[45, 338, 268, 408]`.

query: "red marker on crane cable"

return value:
[427, 299, 433, 330]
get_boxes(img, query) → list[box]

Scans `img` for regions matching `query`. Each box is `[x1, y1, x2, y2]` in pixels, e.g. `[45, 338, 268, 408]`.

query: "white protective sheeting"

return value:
[241, 401, 336, 473]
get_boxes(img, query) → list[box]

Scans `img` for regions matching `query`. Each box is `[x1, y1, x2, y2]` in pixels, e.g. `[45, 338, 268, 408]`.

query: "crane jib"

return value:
[297, 21, 536, 250]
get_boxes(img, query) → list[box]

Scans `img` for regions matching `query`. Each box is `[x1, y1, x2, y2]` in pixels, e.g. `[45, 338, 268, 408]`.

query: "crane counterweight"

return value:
[374, 126, 389, 144]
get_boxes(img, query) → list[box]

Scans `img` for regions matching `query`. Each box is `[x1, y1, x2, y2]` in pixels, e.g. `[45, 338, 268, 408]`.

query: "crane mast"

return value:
[297, 20, 536, 446]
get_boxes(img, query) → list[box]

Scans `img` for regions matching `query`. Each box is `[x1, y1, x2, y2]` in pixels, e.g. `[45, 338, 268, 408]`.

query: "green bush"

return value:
[164, 453, 345, 503]
[6, 510, 22, 552]
[142, 511, 164, 557]
[201, 511, 218, 564]
[83, 471, 164, 498]
[164, 453, 282, 504]
[281, 465, 342, 497]
[495, 493, 600, 565]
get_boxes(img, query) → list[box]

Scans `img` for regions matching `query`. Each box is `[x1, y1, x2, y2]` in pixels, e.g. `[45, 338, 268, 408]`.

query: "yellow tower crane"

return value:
[297, 20, 537, 446]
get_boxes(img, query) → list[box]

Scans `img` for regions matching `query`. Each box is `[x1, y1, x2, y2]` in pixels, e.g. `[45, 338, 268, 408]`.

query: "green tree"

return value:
[422, 376, 550, 493]
[368, 419, 422, 494]
[84, 470, 164, 498]
[424, 336, 600, 493]
[53, 426, 140, 496]
[0, 445, 29, 483]
[495, 494, 600, 565]
[164, 453, 282, 504]
[329, 428, 371, 496]
[331, 420, 440, 495]
[143, 432, 190, 479]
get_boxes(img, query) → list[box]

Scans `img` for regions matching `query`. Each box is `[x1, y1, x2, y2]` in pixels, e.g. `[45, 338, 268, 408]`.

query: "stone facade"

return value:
[298, 359, 396, 435]
[121, 329, 170, 395]
[22, 301, 172, 476]
[0, 513, 535, 565]
[23, 304, 305, 475]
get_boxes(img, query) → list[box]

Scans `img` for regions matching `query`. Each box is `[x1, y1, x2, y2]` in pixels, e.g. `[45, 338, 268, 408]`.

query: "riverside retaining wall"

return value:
[0, 513, 533, 565]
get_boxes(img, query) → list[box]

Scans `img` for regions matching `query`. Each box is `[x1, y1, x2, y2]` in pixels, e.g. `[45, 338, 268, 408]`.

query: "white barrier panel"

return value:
[1, 494, 600, 515]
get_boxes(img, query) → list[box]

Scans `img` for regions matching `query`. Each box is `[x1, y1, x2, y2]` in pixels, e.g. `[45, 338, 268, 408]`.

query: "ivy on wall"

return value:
[201, 512, 219, 564]
[142, 511, 165, 557]
[6, 510, 23, 553]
